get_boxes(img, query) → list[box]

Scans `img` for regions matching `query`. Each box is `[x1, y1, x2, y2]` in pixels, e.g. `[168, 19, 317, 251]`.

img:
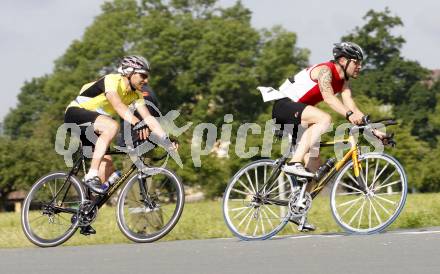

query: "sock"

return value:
[85, 169, 99, 180]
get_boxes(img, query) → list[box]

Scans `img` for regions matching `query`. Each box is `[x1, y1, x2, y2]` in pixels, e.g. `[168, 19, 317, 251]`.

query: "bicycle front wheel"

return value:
[330, 153, 407, 234]
[21, 172, 85, 247]
[223, 159, 296, 240]
[116, 167, 184, 243]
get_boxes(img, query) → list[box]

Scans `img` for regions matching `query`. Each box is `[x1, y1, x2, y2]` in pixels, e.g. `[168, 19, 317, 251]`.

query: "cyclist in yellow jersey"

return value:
[65, 56, 176, 200]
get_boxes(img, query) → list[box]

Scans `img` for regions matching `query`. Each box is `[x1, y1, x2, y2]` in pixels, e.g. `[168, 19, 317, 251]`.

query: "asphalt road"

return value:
[1, 227, 440, 274]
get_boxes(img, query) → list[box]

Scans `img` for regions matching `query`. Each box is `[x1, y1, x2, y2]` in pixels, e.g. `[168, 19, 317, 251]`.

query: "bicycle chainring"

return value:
[76, 200, 98, 227]
[288, 189, 312, 218]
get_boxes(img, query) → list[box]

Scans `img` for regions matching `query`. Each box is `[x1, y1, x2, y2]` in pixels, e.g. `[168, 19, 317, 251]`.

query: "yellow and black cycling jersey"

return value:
[66, 73, 143, 117]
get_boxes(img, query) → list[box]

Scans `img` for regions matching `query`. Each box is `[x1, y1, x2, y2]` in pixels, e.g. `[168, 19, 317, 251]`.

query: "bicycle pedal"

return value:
[79, 225, 96, 236]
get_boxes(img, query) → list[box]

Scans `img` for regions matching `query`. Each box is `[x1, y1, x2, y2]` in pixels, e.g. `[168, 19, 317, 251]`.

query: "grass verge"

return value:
[1, 193, 439, 248]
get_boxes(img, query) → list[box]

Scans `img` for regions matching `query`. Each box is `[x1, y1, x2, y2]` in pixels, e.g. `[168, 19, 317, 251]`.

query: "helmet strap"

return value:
[344, 60, 352, 81]
[127, 72, 136, 91]
[336, 59, 350, 81]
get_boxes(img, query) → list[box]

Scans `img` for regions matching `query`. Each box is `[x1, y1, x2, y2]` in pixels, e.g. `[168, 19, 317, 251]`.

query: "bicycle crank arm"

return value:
[264, 198, 289, 207]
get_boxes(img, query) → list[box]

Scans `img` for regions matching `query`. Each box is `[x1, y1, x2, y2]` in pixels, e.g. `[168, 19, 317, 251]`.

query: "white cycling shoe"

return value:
[282, 162, 314, 178]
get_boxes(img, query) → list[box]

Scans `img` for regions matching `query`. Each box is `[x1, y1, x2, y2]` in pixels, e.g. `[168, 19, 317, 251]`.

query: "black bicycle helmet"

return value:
[333, 42, 364, 61]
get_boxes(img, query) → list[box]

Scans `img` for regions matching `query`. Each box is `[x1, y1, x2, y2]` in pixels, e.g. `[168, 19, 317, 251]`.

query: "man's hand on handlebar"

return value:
[169, 136, 179, 151]
[133, 121, 150, 140]
[348, 112, 364, 125]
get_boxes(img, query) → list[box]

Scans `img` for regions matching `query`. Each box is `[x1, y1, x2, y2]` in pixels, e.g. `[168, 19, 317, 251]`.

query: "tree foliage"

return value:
[1, 3, 439, 205]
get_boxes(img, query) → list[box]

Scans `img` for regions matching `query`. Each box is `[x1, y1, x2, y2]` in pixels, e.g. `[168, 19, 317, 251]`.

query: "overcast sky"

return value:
[1, 0, 439, 122]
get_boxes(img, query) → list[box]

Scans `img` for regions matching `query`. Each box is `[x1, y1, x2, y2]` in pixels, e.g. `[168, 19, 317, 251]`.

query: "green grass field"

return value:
[1, 193, 440, 249]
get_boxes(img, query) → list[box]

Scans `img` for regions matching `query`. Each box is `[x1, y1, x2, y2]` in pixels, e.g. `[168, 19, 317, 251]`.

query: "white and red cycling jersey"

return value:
[279, 61, 345, 105]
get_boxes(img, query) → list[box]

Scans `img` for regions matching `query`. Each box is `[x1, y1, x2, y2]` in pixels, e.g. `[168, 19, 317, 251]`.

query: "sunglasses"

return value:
[350, 59, 362, 66]
[138, 72, 150, 79]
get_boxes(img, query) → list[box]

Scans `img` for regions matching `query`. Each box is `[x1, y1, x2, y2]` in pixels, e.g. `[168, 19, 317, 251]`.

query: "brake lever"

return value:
[382, 133, 396, 147]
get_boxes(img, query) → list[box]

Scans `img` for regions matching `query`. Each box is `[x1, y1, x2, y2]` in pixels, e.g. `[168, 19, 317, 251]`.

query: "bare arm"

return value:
[318, 66, 350, 116]
[107, 91, 166, 139]
[135, 103, 166, 137]
[106, 91, 140, 125]
[341, 82, 363, 115]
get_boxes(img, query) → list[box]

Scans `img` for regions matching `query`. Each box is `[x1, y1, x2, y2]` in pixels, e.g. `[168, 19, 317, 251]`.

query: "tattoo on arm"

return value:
[318, 66, 334, 97]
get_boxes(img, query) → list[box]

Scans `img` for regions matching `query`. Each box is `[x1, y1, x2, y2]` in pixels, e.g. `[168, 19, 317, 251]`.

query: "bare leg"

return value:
[89, 115, 119, 173]
[304, 152, 321, 173]
[290, 106, 331, 164]
[99, 155, 115, 182]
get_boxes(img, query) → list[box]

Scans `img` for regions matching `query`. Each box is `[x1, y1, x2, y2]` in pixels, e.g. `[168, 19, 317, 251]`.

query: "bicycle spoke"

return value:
[365, 158, 369, 187]
[372, 170, 395, 189]
[337, 195, 363, 208]
[238, 179, 255, 195]
[263, 204, 281, 219]
[271, 189, 292, 199]
[357, 199, 367, 228]
[373, 159, 380, 183]
[237, 207, 254, 228]
[254, 167, 259, 193]
[231, 187, 253, 196]
[371, 197, 392, 217]
[261, 207, 275, 231]
[374, 180, 401, 192]
[368, 200, 372, 228]
[373, 194, 398, 206]
[375, 192, 402, 196]
[233, 206, 251, 220]
[348, 198, 366, 226]
[29, 214, 47, 224]
[336, 190, 363, 196]
[230, 206, 251, 212]
[369, 196, 383, 225]
[347, 172, 361, 187]
[371, 162, 389, 187]
[264, 165, 267, 185]
[339, 181, 363, 193]
[253, 208, 261, 236]
[245, 171, 257, 194]
[47, 182, 55, 199]
[340, 199, 362, 218]
[244, 209, 255, 235]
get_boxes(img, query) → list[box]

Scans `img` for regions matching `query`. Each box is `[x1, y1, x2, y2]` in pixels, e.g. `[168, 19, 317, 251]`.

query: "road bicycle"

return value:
[21, 133, 184, 247]
[222, 117, 407, 240]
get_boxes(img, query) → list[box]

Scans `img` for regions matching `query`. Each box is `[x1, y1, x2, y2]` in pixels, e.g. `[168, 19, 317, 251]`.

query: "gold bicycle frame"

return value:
[309, 135, 361, 197]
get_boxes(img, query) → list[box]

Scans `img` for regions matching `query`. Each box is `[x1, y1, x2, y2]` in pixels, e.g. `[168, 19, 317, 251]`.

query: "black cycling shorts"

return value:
[272, 98, 308, 140]
[64, 107, 102, 147]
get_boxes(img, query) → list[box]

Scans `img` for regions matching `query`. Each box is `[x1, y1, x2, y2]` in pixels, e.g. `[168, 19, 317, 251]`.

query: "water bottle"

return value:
[101, 170, 122, 191]
[315, 158, 336, 181]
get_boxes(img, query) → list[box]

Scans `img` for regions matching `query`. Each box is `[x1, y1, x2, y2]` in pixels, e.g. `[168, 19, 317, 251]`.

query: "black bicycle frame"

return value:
[48, 145, 149, 213]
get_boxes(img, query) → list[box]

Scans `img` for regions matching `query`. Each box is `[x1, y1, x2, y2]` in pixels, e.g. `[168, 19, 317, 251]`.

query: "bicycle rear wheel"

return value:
[223, 159, 295, 240]
[330, 153, 407, 234]
[21, 172, 85, 247]
[116, 167, 184, 243]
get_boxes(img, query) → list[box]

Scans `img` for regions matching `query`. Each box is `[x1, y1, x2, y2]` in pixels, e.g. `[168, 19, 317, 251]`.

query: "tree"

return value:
[3, 76, 50, 138]
[1, 0, 309, 198]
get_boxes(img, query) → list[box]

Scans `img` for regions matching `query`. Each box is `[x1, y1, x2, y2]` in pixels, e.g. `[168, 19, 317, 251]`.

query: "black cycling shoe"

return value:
[80, 225, 96, 236]
[289, 216, 316, 232]
[84, 176, 106, 194]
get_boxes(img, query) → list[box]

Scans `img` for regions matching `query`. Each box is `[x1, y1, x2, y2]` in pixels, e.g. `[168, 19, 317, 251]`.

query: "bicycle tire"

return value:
[116, 167, 184, 243]
[330, 153, 407, 234]
[21, 172, 85, 247]
[223, 159, 295, 240]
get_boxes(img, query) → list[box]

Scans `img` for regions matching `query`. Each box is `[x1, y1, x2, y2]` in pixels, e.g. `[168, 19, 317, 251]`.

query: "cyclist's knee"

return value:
[318, 113, 332, 130]
[101, 119, 120, 137]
